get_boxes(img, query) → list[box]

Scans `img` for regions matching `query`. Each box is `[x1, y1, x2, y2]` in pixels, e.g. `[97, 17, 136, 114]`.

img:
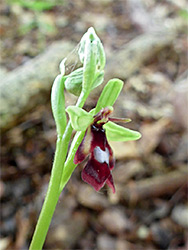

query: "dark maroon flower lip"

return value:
[74, 107, 115, 193]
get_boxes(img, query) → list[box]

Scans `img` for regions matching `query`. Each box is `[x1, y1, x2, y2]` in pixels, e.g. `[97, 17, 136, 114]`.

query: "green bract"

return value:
[103, 121, 141, 141]
[66, 106, 93, 131]
[51, 75, 67, 136]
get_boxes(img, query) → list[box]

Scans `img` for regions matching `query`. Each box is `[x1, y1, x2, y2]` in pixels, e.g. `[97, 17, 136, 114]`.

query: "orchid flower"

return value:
[66, 81, 141, 193]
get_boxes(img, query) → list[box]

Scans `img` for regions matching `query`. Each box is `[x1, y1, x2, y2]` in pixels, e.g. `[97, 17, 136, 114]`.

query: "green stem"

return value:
[29, 90, 89, 250]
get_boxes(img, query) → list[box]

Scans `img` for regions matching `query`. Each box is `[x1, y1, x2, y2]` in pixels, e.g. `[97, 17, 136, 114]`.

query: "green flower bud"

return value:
[79, 27, 106, 71]
[65, 68, 104, 97]
[64, 28, 106, 97]
[64, 68, 83, 96]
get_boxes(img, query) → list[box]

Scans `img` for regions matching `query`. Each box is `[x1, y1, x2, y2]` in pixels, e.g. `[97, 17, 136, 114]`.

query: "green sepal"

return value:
[95, 78, 124, 114]
[66, 106, 93, 131]
[103, 121, 141, 141]
[51, 75, 67, 136]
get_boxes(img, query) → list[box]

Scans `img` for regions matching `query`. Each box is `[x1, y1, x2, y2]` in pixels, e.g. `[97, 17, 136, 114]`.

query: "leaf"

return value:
[103, 121, 141, 142]
[95, 78, 124, 114]
[66, 106, 93, 131]
[9, 0, 56, 11]
[51, 75, 67, 135]
[15, 0, 56, 11]
[179, 9, 188, 20]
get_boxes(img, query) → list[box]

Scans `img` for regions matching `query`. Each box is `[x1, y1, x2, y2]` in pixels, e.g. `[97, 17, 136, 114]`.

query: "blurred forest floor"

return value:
[0, 0, 188, 249]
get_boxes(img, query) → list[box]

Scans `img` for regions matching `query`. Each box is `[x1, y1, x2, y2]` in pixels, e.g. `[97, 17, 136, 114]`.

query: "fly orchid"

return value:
[74, 107, 134, 193]
[74, 107, 116, 192]
[30, 27, 141, 250]
[66, 80, 141, 192]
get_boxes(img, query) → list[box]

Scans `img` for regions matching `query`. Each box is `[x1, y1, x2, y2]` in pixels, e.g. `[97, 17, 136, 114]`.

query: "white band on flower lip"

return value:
[93, 146, 109, 164]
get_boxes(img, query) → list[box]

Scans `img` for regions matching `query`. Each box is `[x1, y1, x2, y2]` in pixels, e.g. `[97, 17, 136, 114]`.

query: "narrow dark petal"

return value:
[109, 117, 131, 123]
[81, 156, 111, 192]
[74, 127, 92, 164]
[106, 174, 115, 193]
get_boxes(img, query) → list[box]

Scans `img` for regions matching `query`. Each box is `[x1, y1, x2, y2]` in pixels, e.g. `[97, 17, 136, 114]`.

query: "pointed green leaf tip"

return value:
[66, 106, 93, 131]
[103, 121, 141, 141]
